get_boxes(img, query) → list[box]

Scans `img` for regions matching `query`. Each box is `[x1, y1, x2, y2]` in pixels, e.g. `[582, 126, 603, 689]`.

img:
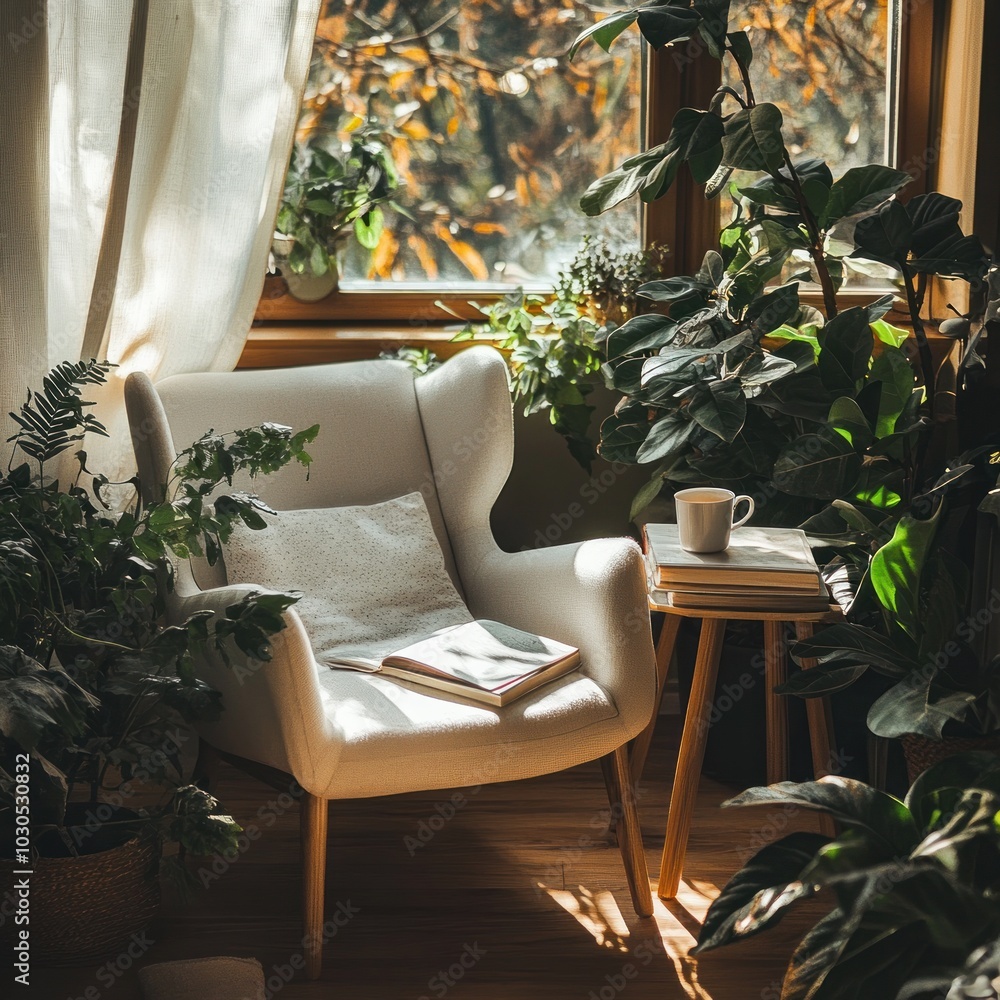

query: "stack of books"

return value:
[643, 523, 831, 612]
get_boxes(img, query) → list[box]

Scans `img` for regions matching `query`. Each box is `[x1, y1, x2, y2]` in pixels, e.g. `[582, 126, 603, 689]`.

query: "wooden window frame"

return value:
[243, 0, 967, 368]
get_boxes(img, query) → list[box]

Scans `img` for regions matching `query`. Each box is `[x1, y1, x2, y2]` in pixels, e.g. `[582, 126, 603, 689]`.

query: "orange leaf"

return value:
[447, 239, 489, 281]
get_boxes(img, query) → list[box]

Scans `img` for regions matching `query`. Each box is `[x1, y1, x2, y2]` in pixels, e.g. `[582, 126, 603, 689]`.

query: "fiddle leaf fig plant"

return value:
[571, 1, 991, 519]
[0, 360, 318, 885]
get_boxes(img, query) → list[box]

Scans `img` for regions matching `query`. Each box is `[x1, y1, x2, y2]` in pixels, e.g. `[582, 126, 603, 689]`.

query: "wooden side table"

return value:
[631, 599, 841, 900]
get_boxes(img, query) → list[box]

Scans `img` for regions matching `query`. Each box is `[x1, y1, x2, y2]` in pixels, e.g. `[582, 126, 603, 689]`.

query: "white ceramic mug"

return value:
[674, 487, 754, 553]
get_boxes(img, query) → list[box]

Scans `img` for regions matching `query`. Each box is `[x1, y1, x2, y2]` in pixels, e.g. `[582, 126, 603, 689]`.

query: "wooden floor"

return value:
[34, 720, 824, 999]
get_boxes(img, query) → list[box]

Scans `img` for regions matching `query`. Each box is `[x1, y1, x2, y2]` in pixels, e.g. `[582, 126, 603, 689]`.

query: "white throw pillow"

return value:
[221, 492, 472, 665]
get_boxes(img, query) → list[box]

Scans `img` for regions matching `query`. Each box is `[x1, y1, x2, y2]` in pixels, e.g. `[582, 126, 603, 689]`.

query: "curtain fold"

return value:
[1, 0, 321, 478]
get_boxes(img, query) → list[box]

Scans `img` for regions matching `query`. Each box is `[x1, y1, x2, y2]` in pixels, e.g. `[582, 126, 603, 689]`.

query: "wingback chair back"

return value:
[126, 348, 513, 592]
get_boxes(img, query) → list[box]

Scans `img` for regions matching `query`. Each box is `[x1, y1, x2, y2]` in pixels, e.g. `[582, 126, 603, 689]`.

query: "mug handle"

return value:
[731, 495, 754, 528]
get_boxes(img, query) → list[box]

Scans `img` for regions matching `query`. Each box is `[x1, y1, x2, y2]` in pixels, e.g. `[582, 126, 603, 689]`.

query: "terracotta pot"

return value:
[901, 732, 1000, 784]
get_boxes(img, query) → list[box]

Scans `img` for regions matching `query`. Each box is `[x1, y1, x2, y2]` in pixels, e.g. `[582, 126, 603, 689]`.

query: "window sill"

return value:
[239, 319, 957, 371]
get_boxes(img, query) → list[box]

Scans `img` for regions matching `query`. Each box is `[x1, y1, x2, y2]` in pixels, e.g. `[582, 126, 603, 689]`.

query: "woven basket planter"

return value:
[901, 732, 1000, 784]
[0, 833, 160, 966]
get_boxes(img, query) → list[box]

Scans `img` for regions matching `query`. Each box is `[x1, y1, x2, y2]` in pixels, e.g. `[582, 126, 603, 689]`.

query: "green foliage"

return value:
[274, 121, 399, 277]
[783, 489, 1000, 740]
[456, 239, 668, 470]
[0, 361, 318, 866]
[572, 0, 990, 411]
[694, 753, 1000, 1000]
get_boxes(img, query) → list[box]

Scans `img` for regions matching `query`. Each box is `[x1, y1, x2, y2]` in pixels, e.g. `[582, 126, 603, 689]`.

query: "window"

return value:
[300, 0, 642, 289]
[254, 0, 946, 333]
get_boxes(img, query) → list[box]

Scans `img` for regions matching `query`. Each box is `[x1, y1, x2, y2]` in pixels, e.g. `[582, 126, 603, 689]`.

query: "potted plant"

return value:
[693, 752, 1000, 998]
[569, 3, 991, 523]
[453, 238, 669, 469]
[784, 492, 1000, 781]
[0, 360, 318, 963]
[272, 120, 399, 301]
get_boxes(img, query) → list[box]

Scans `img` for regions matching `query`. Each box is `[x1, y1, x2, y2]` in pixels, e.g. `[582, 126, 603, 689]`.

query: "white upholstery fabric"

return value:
[125, 347, 657, 799]
[222, 494, 471, 664]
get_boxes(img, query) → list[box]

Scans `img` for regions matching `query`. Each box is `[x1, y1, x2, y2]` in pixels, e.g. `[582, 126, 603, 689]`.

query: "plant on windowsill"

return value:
[693, 752, 1000, 999]
[451, 237, 670, 470]
[271, 120, 399, 302]
[0, 360, 318, 963]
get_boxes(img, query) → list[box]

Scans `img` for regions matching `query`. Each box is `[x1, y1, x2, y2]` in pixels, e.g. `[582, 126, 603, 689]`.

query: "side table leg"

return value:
[764, 620, 789, 785]
[630, 612, 682, 786]
[658, 617, 726, 900]
[794, 620, 837, 839]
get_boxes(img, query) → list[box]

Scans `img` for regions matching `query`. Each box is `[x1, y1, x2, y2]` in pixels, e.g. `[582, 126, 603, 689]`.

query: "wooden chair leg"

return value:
[630, 612, 682, 786]
[794, 620, 837, 838]
[658, 617, 726, 900]
[192, 739, 221, 792]
[601, 744, 653, 917]
[301, 792, 329, 980]
[764, 620, 789, 785]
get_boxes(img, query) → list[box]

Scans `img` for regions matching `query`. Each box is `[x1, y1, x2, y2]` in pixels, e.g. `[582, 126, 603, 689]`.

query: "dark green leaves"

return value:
[721, 104, 785, 172]
[724, 776, 919, 856]
[694, 832, 827, 953]
[688, 379, 746, 442]
[820, 165, 912, 228]
[580, 108, 724, 213]
[773, 427, 861, 499]
[635, 5, 702, 48]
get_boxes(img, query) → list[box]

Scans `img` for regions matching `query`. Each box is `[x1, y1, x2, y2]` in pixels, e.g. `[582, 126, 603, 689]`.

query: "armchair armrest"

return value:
[169, 584, 334, 794]
[460, 539, 657, 735]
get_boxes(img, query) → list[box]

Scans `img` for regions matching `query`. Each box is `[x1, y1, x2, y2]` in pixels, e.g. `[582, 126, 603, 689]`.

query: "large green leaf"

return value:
[694, 832, 828, 953]
[635, 413, 693, 464]
[724, 776, 919, 855]
[790, 621, 916, 678]
[782, 905, 861, 1000]
[869, 512, 941, 637]
[867, 674, 974, 740]
[777, 662, 870, 698]
[605, 314, 679, 359]
[721, 104, 784, 172]
[598, 410, 652, 464]
[580, 145, 667, 215]
[744, 282, 800, 332]
[0, 646, 93, 751]
[687, 379, 746, 442]
[739, 156, 831, 212]
[869, 348, 915, 437]
[820, 165, 912, 228]
[828, 396, 873, 450]
[635, 5, 702, 48]
[817, 307, 874, 395]
[904, 751, 1000, 831]
[772, 426, 861, 499]
[568, 9, 638, 58]
[852, 199, 913, 267]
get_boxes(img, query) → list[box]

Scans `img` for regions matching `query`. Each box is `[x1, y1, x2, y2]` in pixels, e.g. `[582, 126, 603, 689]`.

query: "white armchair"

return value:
[125, 347, 658, 978]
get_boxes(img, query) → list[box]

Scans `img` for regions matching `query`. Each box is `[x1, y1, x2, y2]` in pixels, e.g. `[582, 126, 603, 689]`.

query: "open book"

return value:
[329, 620, 581, 707]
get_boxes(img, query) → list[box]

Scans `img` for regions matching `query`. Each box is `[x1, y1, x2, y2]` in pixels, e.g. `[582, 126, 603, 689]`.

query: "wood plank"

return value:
[33, 719, 828, 999]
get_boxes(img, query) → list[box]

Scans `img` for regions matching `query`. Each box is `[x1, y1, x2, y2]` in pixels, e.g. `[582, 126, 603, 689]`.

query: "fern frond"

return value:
[8, 360, 115, 466]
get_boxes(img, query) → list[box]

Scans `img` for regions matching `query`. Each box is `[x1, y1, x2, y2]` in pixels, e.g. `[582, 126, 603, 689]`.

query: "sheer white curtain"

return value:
[0, 0, 320, 477]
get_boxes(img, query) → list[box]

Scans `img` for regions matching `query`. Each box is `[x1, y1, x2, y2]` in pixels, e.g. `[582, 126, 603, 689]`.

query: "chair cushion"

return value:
[314, 665, 620, 799]
[222, 493, 472, 665]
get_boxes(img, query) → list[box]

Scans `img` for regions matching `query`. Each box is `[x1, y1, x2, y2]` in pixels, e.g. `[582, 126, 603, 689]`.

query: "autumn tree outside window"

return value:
[255, 0, 941, 330]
